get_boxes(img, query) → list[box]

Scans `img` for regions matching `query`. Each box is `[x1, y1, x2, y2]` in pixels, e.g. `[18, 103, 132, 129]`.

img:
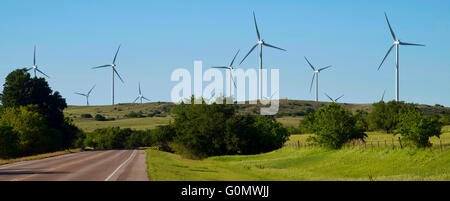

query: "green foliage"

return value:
[307, 103, 367, 149]
[367, 101, 412, 133]
[124, 111, 145, 118]
[0, 124, 19, 158]
[165, 97, 289, 158]
[83, 127, 156, 149]
[0, 69, 82, 158]
[80, 113, 93, 118]
[439, 114, 450, 125]
[354, 109, 369, 132]
[0, 105, 62, 155]
[396, 106, 443, 148]
[298, 113, 315, 134]
[94, 114, 107, 121]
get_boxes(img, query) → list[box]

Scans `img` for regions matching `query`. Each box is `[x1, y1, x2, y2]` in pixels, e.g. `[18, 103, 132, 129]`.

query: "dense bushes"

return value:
[163, 97, 289, 158]
[395, 105, 442, 147]
[305, 103, 367, 149]
[0, 69, 83, 158]
[83, 127, 157, 149]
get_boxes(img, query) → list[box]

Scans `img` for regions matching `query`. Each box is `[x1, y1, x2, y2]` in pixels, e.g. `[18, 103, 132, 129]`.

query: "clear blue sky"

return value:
[1, 0, 449, 106]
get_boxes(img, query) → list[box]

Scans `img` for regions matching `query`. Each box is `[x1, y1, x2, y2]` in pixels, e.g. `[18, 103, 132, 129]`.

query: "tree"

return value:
[396, 106, 442, 148]
[0, 124, 19, 158]
[367, 101, 411, 133]
[0, 105, 62, 155]
[307, 103, 367, 149]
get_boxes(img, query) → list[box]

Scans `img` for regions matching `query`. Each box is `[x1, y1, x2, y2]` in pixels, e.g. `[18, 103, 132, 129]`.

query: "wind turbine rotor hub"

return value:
[258, 40, 263, 45]
[394, 41, 400, 45]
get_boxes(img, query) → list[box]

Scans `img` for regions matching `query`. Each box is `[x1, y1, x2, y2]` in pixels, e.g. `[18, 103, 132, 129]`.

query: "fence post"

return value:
[398, 137, 402, 149]
[377, 141, 380, 148]
[384, 139, 387, 147]
[297, 140, 300, 148]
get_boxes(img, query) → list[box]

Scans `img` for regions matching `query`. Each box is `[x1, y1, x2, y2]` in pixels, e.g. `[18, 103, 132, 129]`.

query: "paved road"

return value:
[0, 149, 149, 181]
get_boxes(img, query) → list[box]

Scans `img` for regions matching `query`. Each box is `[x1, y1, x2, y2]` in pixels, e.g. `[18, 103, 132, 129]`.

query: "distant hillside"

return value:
[65, 99, 450, 120]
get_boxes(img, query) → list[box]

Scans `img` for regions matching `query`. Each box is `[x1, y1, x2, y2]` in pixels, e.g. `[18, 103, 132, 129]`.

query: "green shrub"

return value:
[0, 105, 62, 155]
[94, 114, 107, 121]
[80, 113, 93, 118]
[84, 127, 159, 149]
[124, 111, 145, 118]
[396, 106, 442, 148]
[439, 114, 450, 125]
[367, 101, 412, 133]
[307, 103, 367, 149]
[166, 96, 289, 158]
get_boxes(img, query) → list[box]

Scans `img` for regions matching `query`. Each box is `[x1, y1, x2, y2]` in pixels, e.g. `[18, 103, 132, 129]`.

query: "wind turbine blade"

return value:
[92, 64, 111, 69]
[113, 45, 121, 64]
[318, 65, 332, 72]
[143, 97, 151, 101]
[262, 43, 286, 51]
[88, 85, 96, 95]
[253, 11, 260, 41]
[36, 68, 50, 78]
[335, 95, 344, 102]
[230, 49, 240, 67]
[269, 89, 279, 99]
[211, 66, 229, 69]
[230, 71, 237, 89]
[75, 92, 86, 96]
[309, 73, 315, 93]
[239, 43, 258, 65]
[384, 12, 396, 41]
[304, 57, 316, 71]
[399, 42, 425, 46]
[133, 97, 139, 103]
[381, 89, 386, 101]
[113, 68, 124, 83]
[325, 93, 334, 102]
[33, 46, 36, 66]
[138, 82, 141, 95]
[26, 67, 33, 71]
[378, 44, 395, 71]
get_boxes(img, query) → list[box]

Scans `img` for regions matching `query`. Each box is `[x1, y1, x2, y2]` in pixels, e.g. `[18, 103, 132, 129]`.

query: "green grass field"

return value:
[146, 126, 450, 181]
[72, 117, 172, 132]
[146, 146, 450, 181]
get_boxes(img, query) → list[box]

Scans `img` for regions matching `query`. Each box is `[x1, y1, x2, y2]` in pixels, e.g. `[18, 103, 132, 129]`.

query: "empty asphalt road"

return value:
[0, 149, 149, 181]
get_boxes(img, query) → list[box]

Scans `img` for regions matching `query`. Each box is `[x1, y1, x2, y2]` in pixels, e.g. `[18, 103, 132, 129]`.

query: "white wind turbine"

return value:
[325, 93, 344, 103]
[211, 50, 240, 98]
[75, 85, 96, 106]
[305, 57, 332, 102]
[378, 12, 425, 102]
[92, 45, 124, 105]
[239, 11, 286, 101]
[133, 82, 150, 104]
[27, 46, 50, 78]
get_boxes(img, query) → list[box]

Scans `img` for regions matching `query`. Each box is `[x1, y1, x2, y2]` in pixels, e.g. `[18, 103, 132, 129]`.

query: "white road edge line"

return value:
[104, 150, 137, 181]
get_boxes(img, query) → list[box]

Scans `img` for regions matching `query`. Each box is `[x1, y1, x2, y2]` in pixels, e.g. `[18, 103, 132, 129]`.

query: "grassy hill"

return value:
[146, 144, 450, 181]
[64, 99, 450, 132]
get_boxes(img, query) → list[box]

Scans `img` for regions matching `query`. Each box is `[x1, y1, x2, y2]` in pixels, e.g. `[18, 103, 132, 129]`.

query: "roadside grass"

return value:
[0, 148, 82, 166]
[146, 146, 450, 181]
[146, 126, 450, 181]
[275, 117, 303, 128]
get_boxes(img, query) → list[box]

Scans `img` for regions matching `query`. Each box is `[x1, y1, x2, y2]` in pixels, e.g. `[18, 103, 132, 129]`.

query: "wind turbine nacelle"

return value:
[394, 41, 400, 45]
[258, 40, 263, 45]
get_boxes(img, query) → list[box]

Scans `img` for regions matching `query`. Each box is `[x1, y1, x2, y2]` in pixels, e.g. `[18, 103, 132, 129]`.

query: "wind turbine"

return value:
[133, 82, 150, 104]
[27, 46, 50, 78]
[325, 93, 344, 103]
[305, 57, 332, 102]
[211, 50, 240, 98]
[239, 11, 286, 101]
[92, 45, 124, 105]
[75, 85, 96, 106]
[378, 12, 425, 102]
